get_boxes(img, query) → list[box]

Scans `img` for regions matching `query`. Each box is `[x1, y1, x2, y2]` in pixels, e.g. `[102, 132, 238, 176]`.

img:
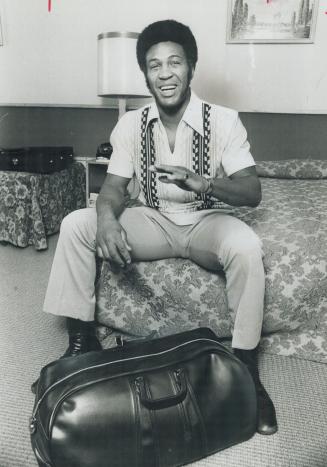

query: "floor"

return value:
[1, 235, 327, 467]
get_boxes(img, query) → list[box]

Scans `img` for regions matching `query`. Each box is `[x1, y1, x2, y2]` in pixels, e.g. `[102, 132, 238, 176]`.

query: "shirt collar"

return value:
[145, 91, 205, 137]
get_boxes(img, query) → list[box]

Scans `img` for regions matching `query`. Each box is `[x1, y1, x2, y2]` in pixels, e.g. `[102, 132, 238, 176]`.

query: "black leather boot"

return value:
[234, 347, 278, 435]
[62, 318, 102, 358]
[31, 319, 102, 394]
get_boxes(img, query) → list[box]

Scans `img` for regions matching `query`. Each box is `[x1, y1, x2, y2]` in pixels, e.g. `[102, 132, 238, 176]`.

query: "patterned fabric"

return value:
[256, 159, 327, 179]
[192, 103, 214, 209]
[0, 162, 86, 250]
[96, 159, 327, 364]
[140, 107, 159, 209]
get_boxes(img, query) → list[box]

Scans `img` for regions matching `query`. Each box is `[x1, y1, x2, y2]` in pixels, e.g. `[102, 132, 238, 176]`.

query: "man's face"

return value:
[144, 41, 194, 113]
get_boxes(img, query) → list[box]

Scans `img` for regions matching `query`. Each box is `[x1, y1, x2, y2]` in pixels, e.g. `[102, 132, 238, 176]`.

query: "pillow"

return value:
[256, 159, 327, 179]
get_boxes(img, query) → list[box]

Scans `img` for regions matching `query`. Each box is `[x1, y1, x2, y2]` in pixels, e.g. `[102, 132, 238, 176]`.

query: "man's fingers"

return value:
[169, 173, 188, 181]
[119, 230, 132, 265]
[121, 230, 132, 251]
[96, 237, 126, 267]
[96, 246, 104, 259]
[152, 164, 180, 172]
[117, 245, 131, 266]
[96, 229, 132, 268]
[96, 242, 110, 260]
[115, 234, 131, 265]
[106, 234, 131, 267]
[149, 164, 173, 174]
[108, 244, 127, 268]
[150, 164, 188, 179]
[158, 173, 189, 184]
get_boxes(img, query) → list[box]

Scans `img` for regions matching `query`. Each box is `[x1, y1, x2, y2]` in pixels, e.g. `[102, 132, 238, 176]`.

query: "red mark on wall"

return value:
[48, 0, 51, 12]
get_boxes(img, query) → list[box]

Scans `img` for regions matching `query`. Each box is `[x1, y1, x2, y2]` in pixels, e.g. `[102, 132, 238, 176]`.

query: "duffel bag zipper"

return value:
[135, 375, 161, 466]
[31, 338, 232, 430]
[34, 445, 52, 466]
[171, 369, 192, 443]
[174, 369, 192, 444]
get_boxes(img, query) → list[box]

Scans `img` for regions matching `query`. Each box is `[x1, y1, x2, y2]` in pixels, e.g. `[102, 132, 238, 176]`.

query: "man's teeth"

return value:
[161, 86, 176, 91]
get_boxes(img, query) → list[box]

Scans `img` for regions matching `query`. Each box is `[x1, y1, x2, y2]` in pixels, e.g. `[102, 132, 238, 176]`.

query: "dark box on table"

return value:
[0, 146, 74, 174]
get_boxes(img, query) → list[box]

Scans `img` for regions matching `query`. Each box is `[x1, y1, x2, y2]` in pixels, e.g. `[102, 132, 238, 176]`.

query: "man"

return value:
[43, 20, 277, 435]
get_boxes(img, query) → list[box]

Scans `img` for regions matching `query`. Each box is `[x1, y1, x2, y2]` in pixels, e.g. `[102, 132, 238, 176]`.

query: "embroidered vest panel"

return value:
[139, 103, 213, 211]
[192, 103, 214, 209]
[139, 107, 160, 209]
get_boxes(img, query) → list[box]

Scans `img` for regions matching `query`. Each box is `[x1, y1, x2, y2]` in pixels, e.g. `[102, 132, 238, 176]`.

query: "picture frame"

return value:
[226, 0, 319, 44]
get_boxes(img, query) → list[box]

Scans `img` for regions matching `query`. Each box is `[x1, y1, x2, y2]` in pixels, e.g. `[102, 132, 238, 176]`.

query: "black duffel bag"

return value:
[30, 327, 257, 467]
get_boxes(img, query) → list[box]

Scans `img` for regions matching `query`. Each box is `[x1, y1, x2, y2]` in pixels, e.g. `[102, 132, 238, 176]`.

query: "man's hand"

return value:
[96, 216, 132, 268]
[96, 173, 133, 268]
[150, 164, 261, 207]
[149, 164, 209, 194]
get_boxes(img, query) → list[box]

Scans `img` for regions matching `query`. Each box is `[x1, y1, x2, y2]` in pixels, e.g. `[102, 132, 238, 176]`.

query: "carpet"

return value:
[1, 235, 327, 467]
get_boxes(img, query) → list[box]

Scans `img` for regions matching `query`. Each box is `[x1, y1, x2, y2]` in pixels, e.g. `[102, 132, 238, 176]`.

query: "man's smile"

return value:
[159, 84, 178, 96]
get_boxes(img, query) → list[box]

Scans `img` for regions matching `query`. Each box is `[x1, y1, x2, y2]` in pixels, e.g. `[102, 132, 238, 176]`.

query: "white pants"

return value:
[44, 206, 265, 349]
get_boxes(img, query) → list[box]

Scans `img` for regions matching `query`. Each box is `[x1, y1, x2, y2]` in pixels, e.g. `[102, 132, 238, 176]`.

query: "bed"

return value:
[95, 159, 327, 364]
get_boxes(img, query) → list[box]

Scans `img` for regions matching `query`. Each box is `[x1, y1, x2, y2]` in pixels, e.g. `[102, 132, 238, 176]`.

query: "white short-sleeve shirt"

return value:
[108, 92, 255, 225]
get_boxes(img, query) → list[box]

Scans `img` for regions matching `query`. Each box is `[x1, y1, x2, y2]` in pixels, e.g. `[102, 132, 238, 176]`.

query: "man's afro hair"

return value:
[136, 20, 198, 72]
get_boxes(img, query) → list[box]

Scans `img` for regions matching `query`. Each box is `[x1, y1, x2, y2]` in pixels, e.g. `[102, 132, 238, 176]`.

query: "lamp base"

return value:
[118, 98, 127, 119]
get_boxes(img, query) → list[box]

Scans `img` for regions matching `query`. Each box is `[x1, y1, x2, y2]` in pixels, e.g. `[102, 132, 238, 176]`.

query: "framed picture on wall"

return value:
[226, 0, 319, 43]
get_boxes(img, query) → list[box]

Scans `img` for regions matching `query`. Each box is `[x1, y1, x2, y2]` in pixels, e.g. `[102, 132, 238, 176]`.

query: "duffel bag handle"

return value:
[135, 369, 187, 410]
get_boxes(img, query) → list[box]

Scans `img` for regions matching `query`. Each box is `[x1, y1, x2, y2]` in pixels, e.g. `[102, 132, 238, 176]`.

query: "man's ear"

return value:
[188, 64, 195, 82]
[144, 75, 151, 92]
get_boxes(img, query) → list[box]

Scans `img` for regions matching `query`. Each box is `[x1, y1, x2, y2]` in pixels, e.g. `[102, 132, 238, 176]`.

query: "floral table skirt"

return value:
[0, 162, 86, 250]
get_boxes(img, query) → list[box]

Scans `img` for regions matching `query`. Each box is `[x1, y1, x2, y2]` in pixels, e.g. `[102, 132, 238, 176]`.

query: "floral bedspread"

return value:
[0, 162, 86, 250]
[96, 160, 327, 363]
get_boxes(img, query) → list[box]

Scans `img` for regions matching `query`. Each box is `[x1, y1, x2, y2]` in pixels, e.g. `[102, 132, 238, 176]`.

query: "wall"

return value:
[0, 0, 327, 113]
[0, 106, 118, 156]
[1, 105, 327, 161]
[0, 1, 326, 160]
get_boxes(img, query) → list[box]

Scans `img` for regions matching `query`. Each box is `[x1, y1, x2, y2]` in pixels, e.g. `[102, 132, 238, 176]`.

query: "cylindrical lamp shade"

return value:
[97, 32, 150, 98]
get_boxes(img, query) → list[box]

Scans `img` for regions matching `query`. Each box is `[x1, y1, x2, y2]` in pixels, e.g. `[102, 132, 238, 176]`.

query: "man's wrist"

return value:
[200, 177, 213, 195]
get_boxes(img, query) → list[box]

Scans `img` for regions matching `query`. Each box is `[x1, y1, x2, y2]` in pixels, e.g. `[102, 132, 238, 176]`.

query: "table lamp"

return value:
[97, 31, 151, 119]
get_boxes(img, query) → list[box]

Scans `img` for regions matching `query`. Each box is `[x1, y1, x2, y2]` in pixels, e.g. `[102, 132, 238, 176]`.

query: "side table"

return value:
[74, 157, 139, 207]
[74, 157, 109, 207]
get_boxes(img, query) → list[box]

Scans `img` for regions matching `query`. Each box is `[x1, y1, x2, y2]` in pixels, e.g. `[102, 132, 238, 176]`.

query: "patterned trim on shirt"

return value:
[140, 103, 213, 211]
[140, 107, 159, 209]
[192, 103, 214, 209]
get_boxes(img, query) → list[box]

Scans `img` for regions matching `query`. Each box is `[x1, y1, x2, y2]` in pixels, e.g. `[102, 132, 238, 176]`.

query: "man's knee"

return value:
[60, 208, 96, 238]
[221, 232, 263, 265]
